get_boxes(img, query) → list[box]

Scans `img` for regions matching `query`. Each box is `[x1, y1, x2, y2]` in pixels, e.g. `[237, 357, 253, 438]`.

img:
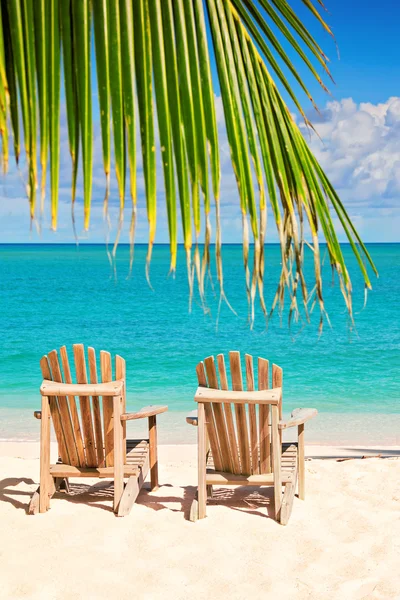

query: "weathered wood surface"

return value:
[117, 453, 149, 517]
[205, 356, 232, 473]
[40, 379, 124, 397]
[245, 354, 259, 475]
[73, 344, 97, 468]
[280, 481, 296, 526]
[195, 386, 281, 405]
[258, 357, 271, 473]
[197, 361, 223, 472]
[100, 350, 114, 468]
[298, 423, 305, 500]
[28, 477, 66, 515]
[190, 350, 312, 526]
[48, 439, 149, 478]
[205, 472, 293, 485]
[121, 405, 168, 421]
[113, 394, 124, 512]
[115, 355, 127, 458]
[39, 395, 51, 513]
[278, 408, 318, 429]
[60, 346, 86, 466]
[217, 354, 240, 475]
[40, 356, 69, 465]
[148, 415, 158, 490]
[88, 347, 105, 467]
[272, 403, 282, 521]
[197, 402, 207, 519]
[48, 350, 80, 467]
[34, 344, 167, 516]
[230, 351, 251, 476]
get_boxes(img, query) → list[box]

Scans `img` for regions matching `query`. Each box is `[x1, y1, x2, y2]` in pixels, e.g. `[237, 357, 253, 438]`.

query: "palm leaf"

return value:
[93, 0, 111, 211]
[48, 0, 60, 230]
[33, 0, 49, 211]
[148, 0, 177, 272]
[0, 0, 377, 326]
[161, 0, 192, 284]
[72, 0, 92, 230]
[0, 12, 8, 172]
[60, 0, 79, 206]
[134, 0, 156, 280]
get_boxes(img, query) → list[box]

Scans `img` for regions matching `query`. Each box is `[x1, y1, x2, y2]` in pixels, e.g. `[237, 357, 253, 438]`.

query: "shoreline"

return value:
[1, 408, 399, 447]
[0, 441, 399, 460]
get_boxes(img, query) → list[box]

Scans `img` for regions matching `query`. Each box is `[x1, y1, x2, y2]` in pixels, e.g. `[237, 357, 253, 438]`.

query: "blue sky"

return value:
[0, 0, 399, 244]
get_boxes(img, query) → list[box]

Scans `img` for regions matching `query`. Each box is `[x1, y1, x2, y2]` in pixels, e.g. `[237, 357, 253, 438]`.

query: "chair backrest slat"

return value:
[115, 355, 126, 462]
[73, 344, 97, 467]
[245, 354, 259, 475]
[60, 346, 86, 466]
[40, 355, 70, 465]
[100, 350, 114, 467]
[230, 351, 251, 475]
[88, 347, 105, 467]
[258, 357, 271, 473]
[204, 356, 232, 473]
[196, 361, 223, 471]
[272, 363, 283, 421]
[217, 354, 240, 475]
[48, 350, 80, 467]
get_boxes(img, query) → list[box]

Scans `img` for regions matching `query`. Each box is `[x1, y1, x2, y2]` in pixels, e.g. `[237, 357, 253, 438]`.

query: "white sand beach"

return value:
[1, 442, 399, 600]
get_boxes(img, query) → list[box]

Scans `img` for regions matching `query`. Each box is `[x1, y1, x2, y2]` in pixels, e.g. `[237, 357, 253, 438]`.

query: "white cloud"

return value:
[0, 96, 399, 243]
[301, 97, 400, 218]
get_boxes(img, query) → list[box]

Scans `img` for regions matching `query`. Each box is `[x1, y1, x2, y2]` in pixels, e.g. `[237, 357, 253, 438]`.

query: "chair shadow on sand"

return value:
[0, 478, 37, 512]
[0, 477, 276, 520]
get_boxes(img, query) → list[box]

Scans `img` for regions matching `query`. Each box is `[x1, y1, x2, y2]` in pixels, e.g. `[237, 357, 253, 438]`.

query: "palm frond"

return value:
[0, 0, 377, 326]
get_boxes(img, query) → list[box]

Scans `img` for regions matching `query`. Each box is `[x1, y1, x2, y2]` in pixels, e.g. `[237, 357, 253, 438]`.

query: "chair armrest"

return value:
[121, 405, 168, 421]
[186, 410, 198, 426]
[278, 408, 318, 430]
[34, 411, 42, 420]
[40, 379, 124, 397]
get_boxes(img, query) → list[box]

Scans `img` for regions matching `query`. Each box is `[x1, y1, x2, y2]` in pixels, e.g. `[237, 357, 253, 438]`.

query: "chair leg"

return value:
[271, 405, 282, 522]
[29, 477, 58, 515]
[113, 395, 124, 513]
[59, 478, 70, 493]
[280, 481, 296, 526]
[298, 424, 305, 500]
[148, 415, 159, 491]
[197, 403, 207, 520]
[39, 395, 51, 513]
[207, 485, 213, 499]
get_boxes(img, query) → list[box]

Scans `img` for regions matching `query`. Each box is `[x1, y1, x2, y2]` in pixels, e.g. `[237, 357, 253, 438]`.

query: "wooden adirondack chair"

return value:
[186, 352, 317, 525]
[29, 344, 167, 516]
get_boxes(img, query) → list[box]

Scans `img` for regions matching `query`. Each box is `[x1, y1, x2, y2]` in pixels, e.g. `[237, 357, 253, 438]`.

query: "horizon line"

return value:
[0, 241, 398, 246]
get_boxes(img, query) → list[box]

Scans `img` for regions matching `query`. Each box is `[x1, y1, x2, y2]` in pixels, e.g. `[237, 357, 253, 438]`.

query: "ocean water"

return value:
[0, 243, 399, 444]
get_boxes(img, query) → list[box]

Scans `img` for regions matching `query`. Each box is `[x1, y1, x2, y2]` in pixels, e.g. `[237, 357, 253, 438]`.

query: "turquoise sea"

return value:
[0, 243, 399, 445]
